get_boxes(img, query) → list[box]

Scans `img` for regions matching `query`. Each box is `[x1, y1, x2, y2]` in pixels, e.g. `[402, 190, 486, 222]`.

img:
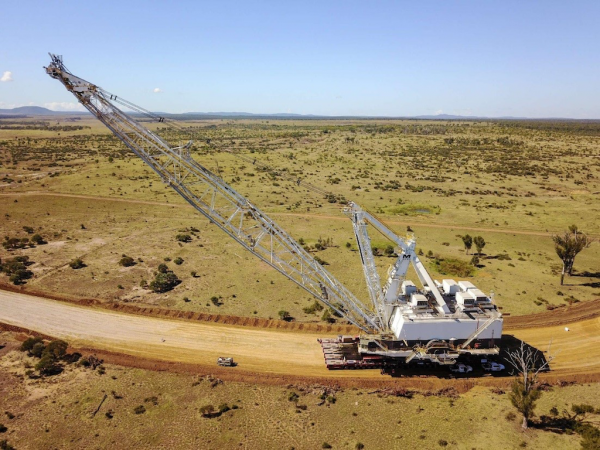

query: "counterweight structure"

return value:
[45, 54, 502, 366]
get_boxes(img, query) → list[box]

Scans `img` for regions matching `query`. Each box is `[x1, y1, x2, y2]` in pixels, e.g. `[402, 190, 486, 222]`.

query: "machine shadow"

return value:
[382, 334, 548, 379]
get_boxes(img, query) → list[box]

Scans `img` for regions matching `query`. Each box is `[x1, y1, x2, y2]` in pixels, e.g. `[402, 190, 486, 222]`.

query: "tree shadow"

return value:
[572, 270, 600, 279]
[500, 335, 551, 373]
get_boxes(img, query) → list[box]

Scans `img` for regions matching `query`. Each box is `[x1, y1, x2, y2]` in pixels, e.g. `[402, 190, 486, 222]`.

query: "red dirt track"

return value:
[1, 287, 599, 387]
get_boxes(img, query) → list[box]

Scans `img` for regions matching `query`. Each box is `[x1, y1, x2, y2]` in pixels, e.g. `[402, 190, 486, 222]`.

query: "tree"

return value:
[505, 341, 554, 429]
[470, 255, 480, 267]
[278, 310, 291, 321]
[150, 271, 180, 293]
[473, 236, 486, 255]
[461, 234, 473, 255]
[553, 225, 593, 285]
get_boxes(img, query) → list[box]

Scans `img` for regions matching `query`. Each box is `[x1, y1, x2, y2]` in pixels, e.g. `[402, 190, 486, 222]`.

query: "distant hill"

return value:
[0, 106, 83, 116]
[0, 107, 588, 121]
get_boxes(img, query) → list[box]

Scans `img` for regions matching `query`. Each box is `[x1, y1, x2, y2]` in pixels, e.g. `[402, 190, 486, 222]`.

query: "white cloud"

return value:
[434, 109, 444, 115]
[43, 101, 86, 111]
[153, 88, 161, 93]
[1, 71, 13, 82]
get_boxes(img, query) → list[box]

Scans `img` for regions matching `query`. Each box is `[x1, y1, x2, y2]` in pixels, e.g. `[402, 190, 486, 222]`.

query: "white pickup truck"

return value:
[450, 363, 473, 374]
[482, 361, 505, 372]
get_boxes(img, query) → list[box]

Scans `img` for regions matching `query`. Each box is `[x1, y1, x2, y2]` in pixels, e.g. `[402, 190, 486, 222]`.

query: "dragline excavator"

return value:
[45, 54, 503, 367]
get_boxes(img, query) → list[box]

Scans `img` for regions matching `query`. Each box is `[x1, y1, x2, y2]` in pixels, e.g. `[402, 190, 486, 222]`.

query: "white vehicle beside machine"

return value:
[450, 364, 473, 374]
[482, 361, 505, 372]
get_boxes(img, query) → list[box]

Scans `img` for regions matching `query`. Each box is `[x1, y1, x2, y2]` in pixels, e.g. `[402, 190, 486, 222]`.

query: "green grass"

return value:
[1, 117, 599, 318]
[2, 348, 599, 449]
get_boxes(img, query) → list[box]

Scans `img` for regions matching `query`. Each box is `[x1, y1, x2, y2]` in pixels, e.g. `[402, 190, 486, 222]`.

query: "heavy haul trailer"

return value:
[46, 54, 503, 371]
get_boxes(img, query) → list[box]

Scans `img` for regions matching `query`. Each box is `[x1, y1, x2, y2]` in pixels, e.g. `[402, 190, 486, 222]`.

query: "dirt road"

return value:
[2, 289, 599, 381]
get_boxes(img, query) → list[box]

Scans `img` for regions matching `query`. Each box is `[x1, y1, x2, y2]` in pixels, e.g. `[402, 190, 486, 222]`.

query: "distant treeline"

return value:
[0, 124, 91, 131]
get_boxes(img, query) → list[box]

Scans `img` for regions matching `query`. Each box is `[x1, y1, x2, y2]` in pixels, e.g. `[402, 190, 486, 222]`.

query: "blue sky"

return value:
[1, 1, 600, 118]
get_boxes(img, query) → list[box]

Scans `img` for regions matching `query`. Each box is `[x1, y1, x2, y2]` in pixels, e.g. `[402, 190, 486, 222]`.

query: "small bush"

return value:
[119, 256, 135, 267]
[31, 234, 46, 245]
[31, 342, 46, 358]
[174, 257, 184, 265]
[0, 424, 6, 433]
[200, 404, 215, 417]
[288, 392, 299, 403]
[278, 310, 291, 321]
[322, 443, 332, 449]
[438, 440, 448, 447]
[69, 258, 85, 269]
[21, 336, 43, 352]
[133, 405, 146, 414]
[0, 440, 16, 450]
[176, 234, 192, 243]
[303, 300, 324, 314]
[218, 403, 230, 414]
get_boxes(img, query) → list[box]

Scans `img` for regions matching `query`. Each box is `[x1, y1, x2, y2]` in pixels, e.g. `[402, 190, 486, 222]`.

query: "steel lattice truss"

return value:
[45, 54, 382, 333]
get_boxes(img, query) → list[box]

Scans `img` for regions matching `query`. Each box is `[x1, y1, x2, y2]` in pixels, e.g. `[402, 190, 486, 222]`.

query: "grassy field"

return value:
[0, 117, 599, 320]
[1, 331, 599, 450]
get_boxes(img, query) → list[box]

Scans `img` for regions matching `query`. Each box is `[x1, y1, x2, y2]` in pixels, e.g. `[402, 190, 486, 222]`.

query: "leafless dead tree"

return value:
[505, 341, 554, 429]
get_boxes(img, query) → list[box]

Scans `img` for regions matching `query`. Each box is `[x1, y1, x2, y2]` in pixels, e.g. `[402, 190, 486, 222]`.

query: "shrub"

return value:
[0, 424, 6, 433]
[438, 440, 448, 447]
[303, 301, 324, 314]
[133, 405, 146, 414]
[157, 263, 169, 273]
[200, 404, 215, 417]
[322, 443, 332, 449]
[174, 257, 184, 265]
[31, 342, 46, 358]
[0, 440, 16, 450]
[288, 392, 299, 403]
[314, 256, 328, 266]
[1, 257, 33, 285]
[119, 256, 135, 267]
[21, 336, 43, 352]
[176, 234, 192, 243]
[35, 355, 62, 376]
[278, 310, 291, 321]
[150, 271, 181, 293]
[322, 309, 336, 324]
[31, 234, 46, 245]
[218, 403, 230, 414]
[69, 258, 85, 269]
[43, 340, 68, 360]
[355, 444, 364, 450]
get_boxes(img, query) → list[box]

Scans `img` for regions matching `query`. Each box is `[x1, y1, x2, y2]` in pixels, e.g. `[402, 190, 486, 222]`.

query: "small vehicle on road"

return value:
[450, 363, 473, 374]
[482, 361, 505, 372]
[217, 357, 235, 367]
